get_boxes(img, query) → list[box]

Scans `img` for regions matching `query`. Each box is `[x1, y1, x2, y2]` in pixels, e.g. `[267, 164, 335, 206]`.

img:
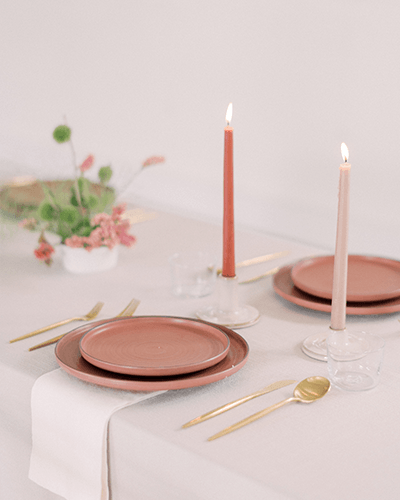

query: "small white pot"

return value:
[61, 245, 119, 274]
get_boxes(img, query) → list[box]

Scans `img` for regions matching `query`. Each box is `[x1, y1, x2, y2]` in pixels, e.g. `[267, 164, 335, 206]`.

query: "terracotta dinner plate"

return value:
[55, 317, 249, 391]
[274, 264, 400, 315]
[79, 316, 230, 376]
[291, 255, 400, 302]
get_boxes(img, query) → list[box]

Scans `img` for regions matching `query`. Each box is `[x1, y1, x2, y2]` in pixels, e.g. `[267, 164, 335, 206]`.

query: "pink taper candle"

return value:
[330, 143, 351, 330]
[222, 103, 235, 278]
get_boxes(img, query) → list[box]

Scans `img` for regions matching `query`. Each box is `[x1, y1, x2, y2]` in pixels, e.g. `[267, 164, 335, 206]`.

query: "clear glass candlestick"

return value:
[196, 275, 259, 328]
[302, 331, 331, 361]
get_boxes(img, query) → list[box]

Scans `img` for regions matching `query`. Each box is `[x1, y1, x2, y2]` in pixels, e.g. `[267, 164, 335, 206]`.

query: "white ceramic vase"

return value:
[61, 245, 119, 274]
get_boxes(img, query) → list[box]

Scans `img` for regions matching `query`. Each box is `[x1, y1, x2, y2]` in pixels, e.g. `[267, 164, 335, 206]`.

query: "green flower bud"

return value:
[53, 125, 71, 143]
[98, 165, 113, 184]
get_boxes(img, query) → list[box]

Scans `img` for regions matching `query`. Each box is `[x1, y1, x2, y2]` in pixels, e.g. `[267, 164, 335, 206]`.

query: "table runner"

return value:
[29, 369, 165, 500]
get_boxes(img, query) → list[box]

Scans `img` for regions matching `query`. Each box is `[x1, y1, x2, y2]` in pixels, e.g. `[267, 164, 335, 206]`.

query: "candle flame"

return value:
[226, 103, 233, 125]
[341, 143, 349, 163]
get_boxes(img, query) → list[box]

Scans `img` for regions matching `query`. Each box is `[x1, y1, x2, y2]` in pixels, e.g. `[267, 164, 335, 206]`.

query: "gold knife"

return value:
[182, 379, 296, 428]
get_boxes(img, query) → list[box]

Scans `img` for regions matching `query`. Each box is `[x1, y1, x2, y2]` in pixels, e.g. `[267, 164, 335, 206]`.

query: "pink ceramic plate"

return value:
[55, 317, 249, 391]
[291, 255, 400, 302]
[274, 264, 400, 315]
[79, 317, 230, 376]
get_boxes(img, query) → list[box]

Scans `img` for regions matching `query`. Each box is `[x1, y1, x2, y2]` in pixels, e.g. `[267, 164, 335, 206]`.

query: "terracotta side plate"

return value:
[79, 317, 230, 376]
[274, 264, 400, 315]
[55, 317, 249, 391]
[291, 255, 400, 302]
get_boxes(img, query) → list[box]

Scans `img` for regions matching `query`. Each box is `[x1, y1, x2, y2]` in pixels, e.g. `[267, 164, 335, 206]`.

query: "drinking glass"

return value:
[327, 330, 384, 391]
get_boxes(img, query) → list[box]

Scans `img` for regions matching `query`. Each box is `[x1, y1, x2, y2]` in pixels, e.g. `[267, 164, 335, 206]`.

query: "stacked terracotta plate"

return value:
[273, 255, 400, 315]
[55, 316, 249, 391]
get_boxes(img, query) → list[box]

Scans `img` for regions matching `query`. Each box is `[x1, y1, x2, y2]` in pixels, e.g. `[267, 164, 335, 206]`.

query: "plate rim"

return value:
[78, 316, 230, 376]
[55, 316, 250, 391]
[291, 254, 400, 302]
[274, 264, 400, 315]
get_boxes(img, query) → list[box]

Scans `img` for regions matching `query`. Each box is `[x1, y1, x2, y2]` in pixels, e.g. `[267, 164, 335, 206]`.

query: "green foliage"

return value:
[78, 177, 91, 199]
[87, 194, 99, 210]
[96, 189, 115, 213]
[57, 224, 73, 242]
[53, 125, 71, 143]
[38, 202, 56, 221]
[98, 165, 113, 184]
[59, 207, 80, 225]
[72, 217, 92, 237]
[70, 193, 79, 207]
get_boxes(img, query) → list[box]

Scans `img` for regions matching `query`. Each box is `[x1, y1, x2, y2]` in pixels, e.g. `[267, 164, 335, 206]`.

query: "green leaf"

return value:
[70, 194, 79, 207]
[78, 177, 91, 206]
[98, 165, 113, 184]
[72, 217, 92, 236]
[58, 225, 73, 243]
[53, 125, 71, 143]
[59, 207, 80, 225]
[87, 194, 99, 210]
[38, 202, 56, 221]
[96, 189, 116, 213]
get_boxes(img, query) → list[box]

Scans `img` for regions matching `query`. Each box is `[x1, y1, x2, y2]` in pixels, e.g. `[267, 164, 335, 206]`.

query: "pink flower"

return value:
[91, 212, 112, 227]
[79, 154, 95, 173]
[118, 228, 136, 247]
[112, 203, 126, 220]
[142, 156, 165, 168]
[116, 220, 136, 247]
[64, 235, 85, 248]
[34, 242, 55, 265]
[19, 218, 37, 230]
[65, 208, 136, 253]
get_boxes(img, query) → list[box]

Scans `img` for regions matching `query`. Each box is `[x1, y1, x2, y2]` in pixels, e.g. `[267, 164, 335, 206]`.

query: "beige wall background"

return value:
[0, 0, 399, 257]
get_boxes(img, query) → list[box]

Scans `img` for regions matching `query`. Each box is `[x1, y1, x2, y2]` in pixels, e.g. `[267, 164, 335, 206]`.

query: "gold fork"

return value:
[9, 301, 104, 344]
[28, 299, 141, 351]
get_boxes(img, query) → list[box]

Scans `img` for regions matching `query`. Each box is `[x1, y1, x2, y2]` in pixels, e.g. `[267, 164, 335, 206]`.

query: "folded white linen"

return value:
[29, 368, 165, 500]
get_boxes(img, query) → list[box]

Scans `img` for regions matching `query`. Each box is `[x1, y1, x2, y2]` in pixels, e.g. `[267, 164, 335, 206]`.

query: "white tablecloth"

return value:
[1, 208, 400, 500]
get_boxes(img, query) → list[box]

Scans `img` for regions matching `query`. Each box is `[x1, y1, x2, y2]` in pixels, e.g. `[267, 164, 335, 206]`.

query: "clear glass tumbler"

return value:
[169, 252, 216, 298]
[327, 330, 385, 391]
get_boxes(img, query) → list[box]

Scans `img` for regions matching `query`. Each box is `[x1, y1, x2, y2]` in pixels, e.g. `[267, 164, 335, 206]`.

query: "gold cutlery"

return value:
[29, 299, 140, 351]
[216, 251, 289, 275]
[239, 265, 280, 284]
[121, 208, 158, 224]
[28, 299, 141, 351]
[9, 301, 104, 344]
[182, 379, 296, 428]
[208, 376, 331, 441]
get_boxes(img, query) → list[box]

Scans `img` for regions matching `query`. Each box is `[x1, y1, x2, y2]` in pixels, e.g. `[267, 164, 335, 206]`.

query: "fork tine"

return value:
[86, 301, 104, 319]
[9, 301, 104, 343]
[117, 299, 141, 317]
[28, 299, 141, 351]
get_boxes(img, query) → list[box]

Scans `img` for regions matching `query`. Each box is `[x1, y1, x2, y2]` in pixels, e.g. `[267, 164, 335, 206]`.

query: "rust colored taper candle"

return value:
[222, 102, 235, 277]
[196, 103, 259, 328]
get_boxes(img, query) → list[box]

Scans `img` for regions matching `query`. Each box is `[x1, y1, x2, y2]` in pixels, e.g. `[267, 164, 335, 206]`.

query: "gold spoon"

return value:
[208, 376, 330, 441]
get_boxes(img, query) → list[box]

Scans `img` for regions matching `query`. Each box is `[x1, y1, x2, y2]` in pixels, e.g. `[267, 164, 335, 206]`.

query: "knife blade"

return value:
[182, 379, 296, 428]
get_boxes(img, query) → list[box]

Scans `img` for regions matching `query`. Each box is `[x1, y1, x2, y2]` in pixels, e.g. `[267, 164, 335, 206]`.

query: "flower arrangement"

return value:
[19, 123, 165, 266]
